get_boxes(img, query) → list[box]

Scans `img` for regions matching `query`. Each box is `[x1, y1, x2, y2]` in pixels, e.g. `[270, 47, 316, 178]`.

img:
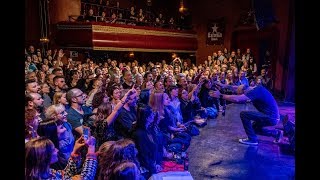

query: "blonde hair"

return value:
[53, 91, 66, 105]
[45, 104, 65, 119]
[149, 92, 164, 117]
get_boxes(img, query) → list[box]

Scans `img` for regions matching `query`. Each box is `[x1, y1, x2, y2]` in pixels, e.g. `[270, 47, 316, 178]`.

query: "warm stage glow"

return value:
[179, 6, 185, 13]
[179, 0, 187, 13]
[40, 37, 50, 43]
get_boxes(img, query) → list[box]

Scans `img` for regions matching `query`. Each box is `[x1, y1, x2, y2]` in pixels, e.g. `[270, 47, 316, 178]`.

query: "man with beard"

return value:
[48, 75, 68, 99]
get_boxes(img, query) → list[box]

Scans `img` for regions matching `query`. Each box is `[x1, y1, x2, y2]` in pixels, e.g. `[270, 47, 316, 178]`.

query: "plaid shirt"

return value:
[44, 153, 98, 180]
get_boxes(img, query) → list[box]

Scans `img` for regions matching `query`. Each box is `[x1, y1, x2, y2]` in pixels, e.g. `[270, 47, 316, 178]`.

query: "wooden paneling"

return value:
[55, 22, 197, 52]
[190, 0, 252, 64]
[25, 0, 41, 46]
[49, 0, 81, 24]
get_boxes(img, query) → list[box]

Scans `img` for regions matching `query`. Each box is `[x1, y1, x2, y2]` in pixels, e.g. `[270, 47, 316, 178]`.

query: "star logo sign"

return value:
[212, 24, 218, 33]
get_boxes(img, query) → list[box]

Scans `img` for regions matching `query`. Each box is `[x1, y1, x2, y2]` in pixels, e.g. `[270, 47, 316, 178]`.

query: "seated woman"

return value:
[25, 107, 41, 143]
[99, 11, 107, 22]
[110, 161, 140, 180]
[39, 104, 75, 170]
[179, 87, 202, 123]
[90, 89, 135, 147]
[107, 13, 118, 24]
[66, 70, 86, 93]
[166, 85, 185, 123]
[96, 139, 142, 180]
[133, 106, 164, 179]
[138, 80, 154, 108]
[52, 91, 69, 110]
[37, 118, 74, 170]
[148, 92, 174, 154]
[25, 136, 97, 180]
[96, 141, 116, 179]
[156, 92, 191, 152]
[91, 89, 110, 112]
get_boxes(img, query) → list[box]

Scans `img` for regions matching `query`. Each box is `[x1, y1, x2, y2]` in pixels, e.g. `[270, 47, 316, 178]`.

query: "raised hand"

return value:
[122, 86, 136, 103]
[58, 49, 65, 58]
[86, 136, 96, 154]
[72, 136, 86, 154]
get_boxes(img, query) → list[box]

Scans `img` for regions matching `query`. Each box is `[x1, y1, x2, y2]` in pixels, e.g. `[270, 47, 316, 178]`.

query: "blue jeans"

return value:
[240, 111, 279, 141]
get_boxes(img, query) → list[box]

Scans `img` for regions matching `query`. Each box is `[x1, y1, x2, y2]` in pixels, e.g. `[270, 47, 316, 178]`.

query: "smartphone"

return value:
[83, 127, 89, 141]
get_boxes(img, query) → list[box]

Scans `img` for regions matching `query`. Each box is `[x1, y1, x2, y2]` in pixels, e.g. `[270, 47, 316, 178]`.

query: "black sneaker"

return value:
[238, 138, 258, 145]
[273, 130, 284, 143]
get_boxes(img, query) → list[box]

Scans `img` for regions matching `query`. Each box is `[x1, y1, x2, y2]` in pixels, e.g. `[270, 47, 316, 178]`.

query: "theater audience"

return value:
[25, 41, 278, 179]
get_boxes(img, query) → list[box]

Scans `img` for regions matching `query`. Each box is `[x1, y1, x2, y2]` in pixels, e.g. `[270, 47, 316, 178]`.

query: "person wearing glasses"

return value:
[66, 88, 93, 139]
[43, 104, 75, 169]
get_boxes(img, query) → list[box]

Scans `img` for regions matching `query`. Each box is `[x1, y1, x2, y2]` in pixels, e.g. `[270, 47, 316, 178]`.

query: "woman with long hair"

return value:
[133, 106, 164, 178]
[52, 91, 69, 109]
[110, 161, 140, 180]
[91, 90, 109, 111]
[91, 89, 136, 147]
[25, 136, 97, 180]
[25, 107, 41, 143]
[159, 93, 192, 151]
[41, 104, 75, 170]
[97, 139, 141, 180]
[107, 85, 122, 110]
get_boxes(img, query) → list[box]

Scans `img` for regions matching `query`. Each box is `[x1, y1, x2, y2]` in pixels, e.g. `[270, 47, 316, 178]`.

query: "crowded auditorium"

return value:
[25, 0, 295, 179]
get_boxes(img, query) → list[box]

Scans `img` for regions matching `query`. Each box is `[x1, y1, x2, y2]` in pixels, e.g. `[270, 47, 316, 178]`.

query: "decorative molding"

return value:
[57, 24, 92, 30]
[92, 25, 197, 38]
[93, 46, 196, 53]
[59, 46, 93, 50]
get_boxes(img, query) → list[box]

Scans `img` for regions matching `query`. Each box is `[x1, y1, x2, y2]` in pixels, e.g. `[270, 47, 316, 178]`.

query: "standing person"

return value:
[212, 84, 283, 145]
